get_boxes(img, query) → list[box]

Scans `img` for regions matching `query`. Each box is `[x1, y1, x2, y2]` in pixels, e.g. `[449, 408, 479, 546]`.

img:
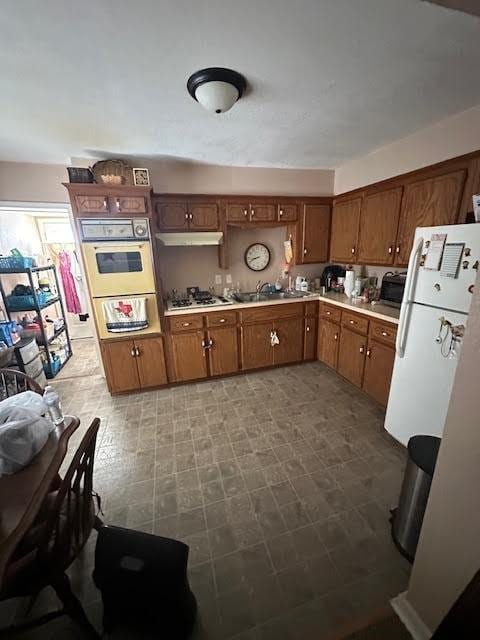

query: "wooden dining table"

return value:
[0, 416, 79, 588]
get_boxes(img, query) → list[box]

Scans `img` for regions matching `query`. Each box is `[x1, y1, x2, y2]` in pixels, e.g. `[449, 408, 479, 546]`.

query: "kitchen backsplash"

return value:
[157, 225, 407, 296]
[158, 226, 326, 295]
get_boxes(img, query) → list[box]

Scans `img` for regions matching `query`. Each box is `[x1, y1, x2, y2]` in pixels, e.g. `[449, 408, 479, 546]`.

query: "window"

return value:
[39, 220, 74, 244]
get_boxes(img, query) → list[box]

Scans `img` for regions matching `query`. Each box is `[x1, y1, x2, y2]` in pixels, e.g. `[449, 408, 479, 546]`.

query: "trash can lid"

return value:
[407, 435, 441, 476]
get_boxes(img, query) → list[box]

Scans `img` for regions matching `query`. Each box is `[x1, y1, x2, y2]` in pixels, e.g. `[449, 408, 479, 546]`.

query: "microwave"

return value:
[380, 273, 406, 308]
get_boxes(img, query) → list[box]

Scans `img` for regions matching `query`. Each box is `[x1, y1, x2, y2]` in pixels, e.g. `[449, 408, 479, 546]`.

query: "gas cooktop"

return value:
[167, 295, 234, 311]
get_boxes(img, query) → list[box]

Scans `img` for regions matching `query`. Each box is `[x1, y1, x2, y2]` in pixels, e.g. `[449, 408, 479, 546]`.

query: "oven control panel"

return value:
[79, 218, 149, 241]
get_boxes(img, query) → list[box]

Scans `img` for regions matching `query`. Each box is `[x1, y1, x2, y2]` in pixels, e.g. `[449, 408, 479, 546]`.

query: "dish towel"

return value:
[103, 298, 148, 333]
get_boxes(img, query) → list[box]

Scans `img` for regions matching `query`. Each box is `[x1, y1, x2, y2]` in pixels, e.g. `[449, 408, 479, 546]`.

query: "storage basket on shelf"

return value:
[6, 292, 53, 310]
[0, 256, 34, 272]
[0, 321, 21, 346]
[43, 355, 62, 378]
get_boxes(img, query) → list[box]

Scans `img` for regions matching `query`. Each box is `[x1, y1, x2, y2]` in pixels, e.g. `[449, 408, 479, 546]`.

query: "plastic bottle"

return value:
[43, 385, 64, 425]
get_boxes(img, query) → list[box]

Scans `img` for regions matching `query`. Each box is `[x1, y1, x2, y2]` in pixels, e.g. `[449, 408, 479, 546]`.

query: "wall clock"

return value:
[244, 243, 271, 271]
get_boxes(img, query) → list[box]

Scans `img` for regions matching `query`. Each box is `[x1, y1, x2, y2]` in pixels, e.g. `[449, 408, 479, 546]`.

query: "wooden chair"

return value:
[0, 367, 43, 400]
[0, 418, 102, 639]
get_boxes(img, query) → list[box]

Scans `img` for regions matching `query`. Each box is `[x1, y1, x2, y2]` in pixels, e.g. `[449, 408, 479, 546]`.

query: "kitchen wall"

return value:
[402, 270, 480, 633]
[0, 161, 69, 203]
[334, 103, 480, 194]
[158, 226, 326, 296]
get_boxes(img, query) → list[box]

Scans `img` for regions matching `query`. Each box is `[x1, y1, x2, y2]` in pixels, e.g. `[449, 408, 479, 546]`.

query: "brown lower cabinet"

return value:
[363, 339, 395, 406]
[317, 303, 397, 406]
[207, 326, 239, 376]
[241, 322, 273, 370]
[337, 327, 367, 388]
[317, 319, 340, 369]
[101, 336, 168, 393]
[274, 317, 304, 365]
[170, 331, 208, 382]
[304, 316, 318, 360]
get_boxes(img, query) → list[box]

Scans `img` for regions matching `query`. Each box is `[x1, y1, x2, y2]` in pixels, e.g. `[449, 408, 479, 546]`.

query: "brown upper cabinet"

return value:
[299, 204, 331, 264]
[65, 184, 152, 218]
[278, 204, 298, 222]
[330, 197, 363, 262]
[394, 169, 466, 265]
[156, 200, 219, 231]
[357, 187, 403, 265]
[225, 202, 276, 223]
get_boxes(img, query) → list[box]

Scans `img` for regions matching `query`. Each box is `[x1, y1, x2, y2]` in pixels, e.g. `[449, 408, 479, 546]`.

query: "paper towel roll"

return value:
[344, 270, 355, 298]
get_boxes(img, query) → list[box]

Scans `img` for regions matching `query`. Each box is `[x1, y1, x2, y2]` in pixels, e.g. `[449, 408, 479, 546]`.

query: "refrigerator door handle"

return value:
[396, 236, 424, 358]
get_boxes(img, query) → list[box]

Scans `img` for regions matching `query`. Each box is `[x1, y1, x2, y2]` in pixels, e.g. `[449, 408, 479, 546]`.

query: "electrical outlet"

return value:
[215, 274, 222, 285]
[226, 274, 232, 284]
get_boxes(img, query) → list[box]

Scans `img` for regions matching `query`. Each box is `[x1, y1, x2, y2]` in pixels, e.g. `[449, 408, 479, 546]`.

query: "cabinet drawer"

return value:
[205, 310, 237, 327]
[305, 301, 318, 317]
[369, 319, 397, 346]
[319, 302, 341, 323]
[169, 314, 204, 332]
[241, 302, 303, 324]
[341, 311, 369, 335]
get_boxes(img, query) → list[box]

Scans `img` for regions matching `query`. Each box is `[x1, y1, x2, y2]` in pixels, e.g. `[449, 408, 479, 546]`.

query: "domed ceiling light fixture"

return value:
[187, 67, 247, 114]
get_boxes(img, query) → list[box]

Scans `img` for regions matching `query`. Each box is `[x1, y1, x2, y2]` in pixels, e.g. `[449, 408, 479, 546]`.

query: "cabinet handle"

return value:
[351, 247, 356, 254]
[359, 346, 365, 354]
[219, 318, 226, 323]
[251, 208, 255, 217]
[185, 212, 189, 220]
[306, 325, 310, 332]
[182, 322, 191, 327]
[303, 248, 308, 255]
[334, 333, 338, 341]
[279, 209, 283, 217]
[115, 198, 121, 212]
[388, 246, 393, 254]
[131, 348, 136, 357]
[326, 311, 331, 315]
[103, 198, 108, 210]
[349, 319, 355, 325]
[396, 246, 400, 254]
[135, 346, 140, 357]
[189, 213, 193, 220]
[366, 348, 372, 358]
[381, 330, 389, 337]
[244, 209, 248, 217]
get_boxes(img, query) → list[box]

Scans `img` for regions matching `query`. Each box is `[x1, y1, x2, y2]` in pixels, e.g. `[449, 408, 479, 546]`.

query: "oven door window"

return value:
[95, 251, 142, 274]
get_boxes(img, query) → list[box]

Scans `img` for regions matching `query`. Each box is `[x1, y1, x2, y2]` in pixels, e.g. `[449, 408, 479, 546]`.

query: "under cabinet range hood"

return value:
[156, 232, 223, 247]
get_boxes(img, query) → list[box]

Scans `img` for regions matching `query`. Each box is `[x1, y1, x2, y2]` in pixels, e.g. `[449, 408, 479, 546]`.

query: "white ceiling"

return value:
[1, 0, 480, 169]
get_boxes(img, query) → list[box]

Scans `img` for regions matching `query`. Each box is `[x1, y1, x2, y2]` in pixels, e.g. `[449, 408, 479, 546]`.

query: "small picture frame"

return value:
[132, 167, 150, 186]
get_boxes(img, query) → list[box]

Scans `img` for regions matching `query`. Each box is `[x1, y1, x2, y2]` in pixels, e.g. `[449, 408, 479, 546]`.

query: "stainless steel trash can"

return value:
[391, 435, 441, 562]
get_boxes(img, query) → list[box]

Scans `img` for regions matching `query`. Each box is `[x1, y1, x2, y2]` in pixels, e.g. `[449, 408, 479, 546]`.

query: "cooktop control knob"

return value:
[135, 224, 147, 237]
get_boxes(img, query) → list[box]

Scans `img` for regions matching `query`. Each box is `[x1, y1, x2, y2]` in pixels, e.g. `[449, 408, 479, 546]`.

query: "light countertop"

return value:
[164, 292, 400, 324]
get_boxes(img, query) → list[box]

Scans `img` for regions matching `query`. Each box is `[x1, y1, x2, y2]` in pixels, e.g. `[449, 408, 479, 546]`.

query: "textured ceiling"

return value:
[1, 0, 480, 168]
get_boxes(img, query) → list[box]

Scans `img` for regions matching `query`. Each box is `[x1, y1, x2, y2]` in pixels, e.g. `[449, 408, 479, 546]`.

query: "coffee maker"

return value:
[320, 265, 346, 291]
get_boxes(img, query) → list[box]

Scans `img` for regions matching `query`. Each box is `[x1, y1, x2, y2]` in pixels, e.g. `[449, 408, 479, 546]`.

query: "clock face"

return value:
[245, 243, 271, 271]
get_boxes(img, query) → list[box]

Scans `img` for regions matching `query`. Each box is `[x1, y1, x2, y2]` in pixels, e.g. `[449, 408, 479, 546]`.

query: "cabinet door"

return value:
[330, 197, 362, 262]
[114, 196, 147, 215]
[208, 326, 239, 376]
[250, 204, 276, 222]
[337, 327, 366, 388]
[274, 317, 304, 365]
[74, 194, 109, 214]
[189, 203, 219, 230]
[170, 331, 208, 382]
[241, 322, 273, 370]
[302, 204, 331, 264]
[101, 340, 139, 393]
[317, 320, 339, 369]
[395, 170, 466, 265]
[357, 187, 403, 265]
[278, 204, 297, 222]
[157, 202, 189, 231]
[226, 203, 249, 222]
[135, 337, 168, 388]
[363, 340, 395, 406]
[304, 317, 318, 360]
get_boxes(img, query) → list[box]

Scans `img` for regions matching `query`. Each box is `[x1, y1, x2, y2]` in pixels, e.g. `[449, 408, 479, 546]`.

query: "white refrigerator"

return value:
[384, 223, 480, 446]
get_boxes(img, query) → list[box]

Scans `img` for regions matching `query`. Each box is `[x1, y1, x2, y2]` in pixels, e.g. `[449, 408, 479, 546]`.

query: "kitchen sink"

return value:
[233, 290, 312, 303]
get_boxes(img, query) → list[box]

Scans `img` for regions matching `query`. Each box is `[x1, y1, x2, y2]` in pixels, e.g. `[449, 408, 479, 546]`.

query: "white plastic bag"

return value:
[0, 390, 48, 416]
[0, 404, 54, 477]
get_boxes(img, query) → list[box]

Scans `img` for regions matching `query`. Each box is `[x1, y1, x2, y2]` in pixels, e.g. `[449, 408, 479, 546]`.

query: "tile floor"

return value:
[9, 340, 411, 639]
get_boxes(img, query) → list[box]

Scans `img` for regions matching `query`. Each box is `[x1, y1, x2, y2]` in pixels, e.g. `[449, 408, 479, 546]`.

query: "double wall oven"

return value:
[79, 218, 160, 339]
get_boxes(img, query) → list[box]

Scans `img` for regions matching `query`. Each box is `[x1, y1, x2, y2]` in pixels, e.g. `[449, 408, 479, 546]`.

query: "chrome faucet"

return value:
[256, 281, 270, 294]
